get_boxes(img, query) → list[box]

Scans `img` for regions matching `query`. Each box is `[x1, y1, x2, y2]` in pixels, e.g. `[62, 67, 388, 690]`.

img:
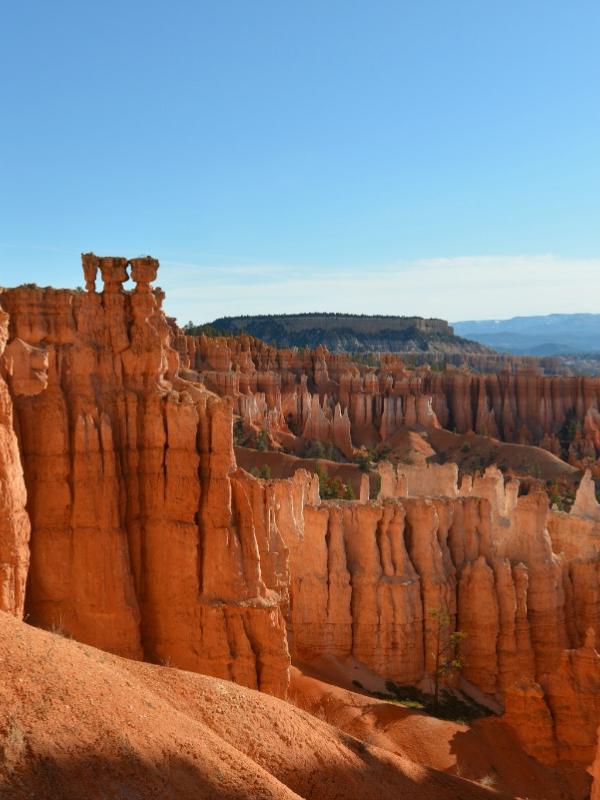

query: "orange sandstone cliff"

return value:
[0, 309, 39, 616]
[0, 256, 310, 696]
[176, 332, 600, 463]
[2, 256, 600, 797]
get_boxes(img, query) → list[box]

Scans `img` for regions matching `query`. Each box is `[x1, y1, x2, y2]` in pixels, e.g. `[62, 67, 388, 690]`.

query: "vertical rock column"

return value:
[0, 303, 40, 617]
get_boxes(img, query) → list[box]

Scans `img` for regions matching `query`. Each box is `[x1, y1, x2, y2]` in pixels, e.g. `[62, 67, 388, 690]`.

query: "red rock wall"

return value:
[0, 257, 308, 697]
[2, 258, 600, 785]
[178, 333, 600, 460]
[281, 469, 600, 774]
[0, 306, 34, 617]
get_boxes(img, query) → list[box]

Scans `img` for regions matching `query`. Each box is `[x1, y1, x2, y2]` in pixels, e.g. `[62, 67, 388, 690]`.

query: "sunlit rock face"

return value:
[175, 331, 600, 465]
[3, 256, 600, 795]
[0, 256, 317, 697]
[0, 303, 43, 617]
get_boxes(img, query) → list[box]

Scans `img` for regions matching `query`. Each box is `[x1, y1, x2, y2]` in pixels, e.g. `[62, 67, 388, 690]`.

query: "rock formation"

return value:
[279, 470, 600, 790]
[591, 731, 600, 800]
[2, 256, 600, 795]
[571, 469, 600, 520]
[204, 311, 484, 355]
[0, 304, 47, 617]
[0, 257, 317, 696]
[174, 331, 600, 465]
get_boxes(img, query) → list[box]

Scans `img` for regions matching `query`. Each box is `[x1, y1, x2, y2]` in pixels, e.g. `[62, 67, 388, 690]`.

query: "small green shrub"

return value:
[235, 425, 274, 453]
[557, 410, 581, 459]
[376, 681, 490, 723]
[254, 430, 269, 452]
[343, 483, 355, 500]
[547, 481, 576, 512]
[182, 321, 226, 337]
[304, 439, 345, 462]
[368, 444, 392, 463]
[355, 452, 370, 472]
[250, 465, 272, 480]
[315, 464, 354, 500]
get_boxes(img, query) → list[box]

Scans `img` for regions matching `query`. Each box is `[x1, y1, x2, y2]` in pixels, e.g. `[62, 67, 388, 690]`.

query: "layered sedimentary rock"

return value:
[279, 466, 600, 784]
[504, 630, 600, 771]
[3, 257, 600, 793]
[400, 350, 573, 375]
[175, 333, 600, 462]
[0, 306, 43, 617]
[0, 306, 47, 617]
[591, 733, 600, 800]
[3, 268, 598, 694]
[0, 256, 316, 696]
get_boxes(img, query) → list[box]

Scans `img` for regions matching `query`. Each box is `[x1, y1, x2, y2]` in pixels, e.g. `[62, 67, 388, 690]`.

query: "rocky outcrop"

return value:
[591, 730, 600, 800]
[280, 467, 600, 779]
[571, 469, 600, 520]
[0, 256, 316, 696]
[504, 630, 600, 770]
[175, 333, 600, 463]
[272, 471, 600, 796]
[0, 304, 47, 617]
[3, 257, 600, 794]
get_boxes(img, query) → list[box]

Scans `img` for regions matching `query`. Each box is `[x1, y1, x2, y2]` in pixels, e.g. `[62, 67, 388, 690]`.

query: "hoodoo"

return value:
[0, 255, 298, 694]
[2, 255, 600, 799]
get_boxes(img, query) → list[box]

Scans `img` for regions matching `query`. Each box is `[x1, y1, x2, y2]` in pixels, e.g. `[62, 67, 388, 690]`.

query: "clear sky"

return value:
[1, 1, 599, 324]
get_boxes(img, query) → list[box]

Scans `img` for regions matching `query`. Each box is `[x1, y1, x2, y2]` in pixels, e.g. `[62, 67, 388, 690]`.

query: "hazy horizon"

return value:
[2, 252, 599, 327]
[1, 2, 598, 325]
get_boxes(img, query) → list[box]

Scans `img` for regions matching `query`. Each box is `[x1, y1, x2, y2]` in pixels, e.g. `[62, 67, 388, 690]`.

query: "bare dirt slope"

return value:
[235, 446, 366, 493]
[290, 663, 573, 800]
[427, 428, 580, 482]
[0, 612, 505, 800]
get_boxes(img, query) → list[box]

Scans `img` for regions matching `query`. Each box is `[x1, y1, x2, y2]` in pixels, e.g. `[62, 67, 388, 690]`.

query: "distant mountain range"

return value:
[453, 314, 600, 356]
[199, 313, 490, 354]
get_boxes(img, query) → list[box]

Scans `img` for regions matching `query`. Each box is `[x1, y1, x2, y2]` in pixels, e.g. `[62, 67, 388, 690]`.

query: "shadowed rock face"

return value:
[2, 257, 600, 794]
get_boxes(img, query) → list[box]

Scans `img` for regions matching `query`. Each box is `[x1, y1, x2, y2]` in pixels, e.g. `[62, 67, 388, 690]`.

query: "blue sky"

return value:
[1, 1, 599, 323]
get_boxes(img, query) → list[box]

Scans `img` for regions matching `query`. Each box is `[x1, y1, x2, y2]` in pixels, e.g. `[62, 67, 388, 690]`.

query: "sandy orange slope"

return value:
[289, 663, 574, 800]
[0, 612, 505, 800]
